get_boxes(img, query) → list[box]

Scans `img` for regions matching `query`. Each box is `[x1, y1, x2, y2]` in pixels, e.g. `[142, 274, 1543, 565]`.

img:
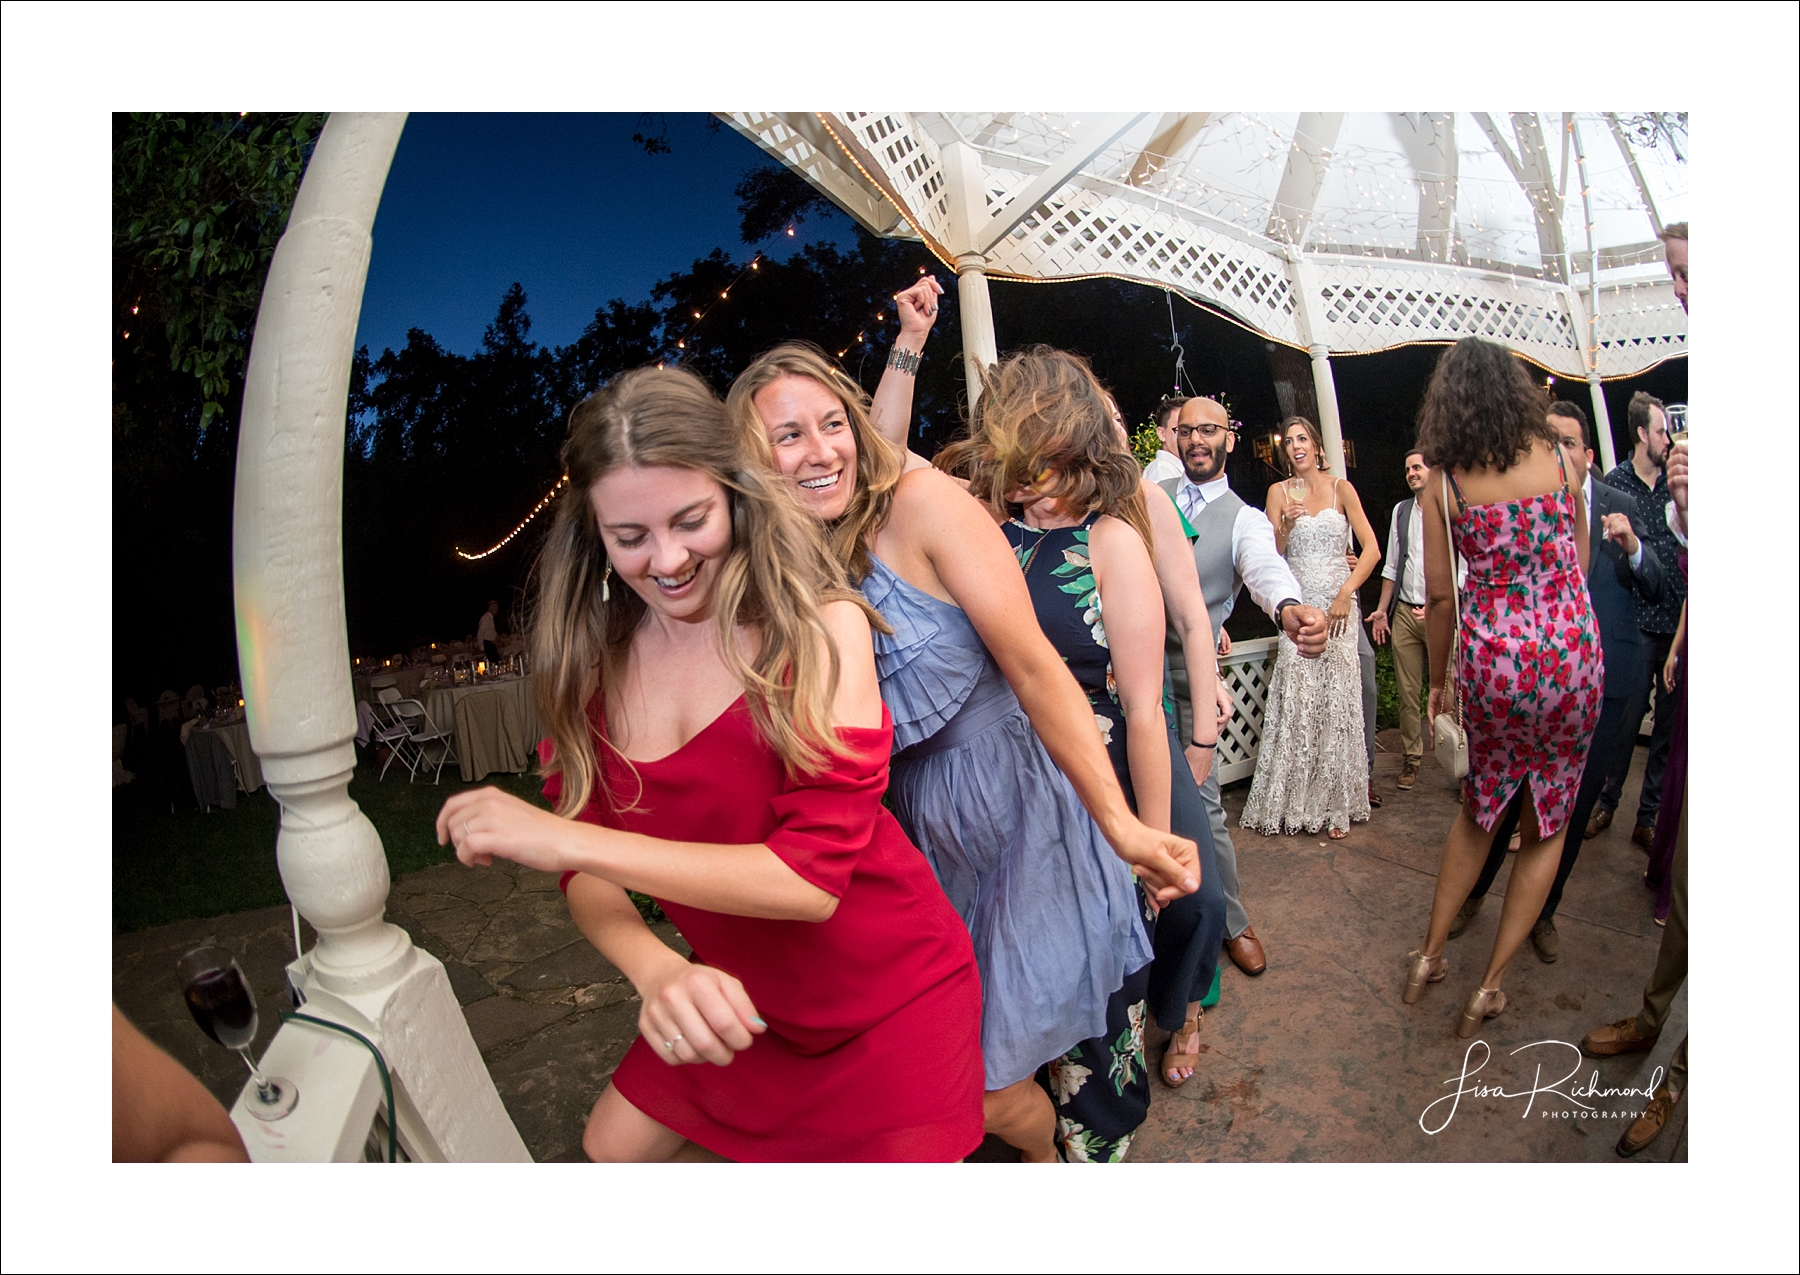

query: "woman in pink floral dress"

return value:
[1399, 338, 1601, 1038]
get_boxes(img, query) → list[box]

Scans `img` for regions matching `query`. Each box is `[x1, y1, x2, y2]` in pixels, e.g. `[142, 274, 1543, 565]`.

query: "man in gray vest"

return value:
[1368, 449, 1430, 789]
[1159, 395, 1328, 977]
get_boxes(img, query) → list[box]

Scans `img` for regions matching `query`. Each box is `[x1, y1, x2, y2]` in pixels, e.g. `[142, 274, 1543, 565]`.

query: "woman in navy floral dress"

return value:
[1401, 338, 1602, 1038]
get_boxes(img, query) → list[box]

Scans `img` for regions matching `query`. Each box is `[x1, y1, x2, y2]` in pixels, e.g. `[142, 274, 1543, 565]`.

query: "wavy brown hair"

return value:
[1278, 415, 1330, 475]
[725, 342, 904, 583]
[529, 364, 873, 818]
[936, 345, 1153, 550]
[1414, 337, 1560, 473]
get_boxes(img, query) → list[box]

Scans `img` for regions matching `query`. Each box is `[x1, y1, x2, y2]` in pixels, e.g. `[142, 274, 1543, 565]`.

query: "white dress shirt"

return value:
[1586, 475, 1645, 569]
[1380, 498, 1426, 606]
[1174, 472, 1304, 620]
[1141, 449, 1184, 484]
[477, 611, 498, 644]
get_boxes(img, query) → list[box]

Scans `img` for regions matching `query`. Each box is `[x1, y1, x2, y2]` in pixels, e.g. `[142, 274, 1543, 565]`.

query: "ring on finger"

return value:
[663, 1034, 683, 1052]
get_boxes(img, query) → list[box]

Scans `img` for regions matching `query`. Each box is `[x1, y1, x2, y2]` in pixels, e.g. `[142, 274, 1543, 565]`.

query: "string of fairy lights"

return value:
[454, 475, 569, 561]
[455, 227, 932, 561]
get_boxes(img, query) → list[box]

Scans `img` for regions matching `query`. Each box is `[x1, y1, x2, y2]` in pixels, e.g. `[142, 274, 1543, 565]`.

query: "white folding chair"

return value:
[390, 697, 459, 784]
[370, 687, 421, 780]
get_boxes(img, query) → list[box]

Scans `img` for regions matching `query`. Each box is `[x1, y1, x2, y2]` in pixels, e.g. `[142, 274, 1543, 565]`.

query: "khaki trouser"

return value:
[1391, 603, 1428, 765]
[1636, 791, 1687, 1095]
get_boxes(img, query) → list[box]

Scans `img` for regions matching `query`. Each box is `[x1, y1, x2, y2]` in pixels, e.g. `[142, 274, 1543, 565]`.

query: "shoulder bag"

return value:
[1432, 471, 1470, 779]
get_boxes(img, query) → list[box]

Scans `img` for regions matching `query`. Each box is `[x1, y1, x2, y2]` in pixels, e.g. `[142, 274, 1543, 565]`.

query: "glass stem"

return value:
[238, 1046, 276, 1101]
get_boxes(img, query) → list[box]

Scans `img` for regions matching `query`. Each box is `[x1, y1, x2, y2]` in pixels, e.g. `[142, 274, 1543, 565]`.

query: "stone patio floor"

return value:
[113, 730, 1685, 1163]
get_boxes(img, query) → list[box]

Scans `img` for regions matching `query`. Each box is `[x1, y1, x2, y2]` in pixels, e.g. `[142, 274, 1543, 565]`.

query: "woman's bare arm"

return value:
[1420, 472, 1457, 693]
[886, 469, 1197, 898]
[866, 277, 942, 471]
[1338, 480, 1382, 594]
[1089, 515, 1171, 832]
[1142, 477, 1219, 783]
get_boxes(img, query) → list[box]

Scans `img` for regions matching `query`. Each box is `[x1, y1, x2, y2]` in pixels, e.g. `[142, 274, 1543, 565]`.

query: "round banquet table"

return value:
[418, 675, 544, 783]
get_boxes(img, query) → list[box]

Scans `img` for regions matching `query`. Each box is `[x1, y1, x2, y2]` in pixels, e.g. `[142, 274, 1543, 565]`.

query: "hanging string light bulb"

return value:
[455, 475, 569, 561]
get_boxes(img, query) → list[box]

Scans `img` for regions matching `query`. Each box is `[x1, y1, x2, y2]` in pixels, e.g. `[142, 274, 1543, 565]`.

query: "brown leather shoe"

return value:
[1581, 1016, 1658, 1058]
[1616, 1083, 1679, 1156]
[1585, 807, 1613, 838]
[1397, 761, 1419, 791]
[1367, 783, 1383, 809]
[1225, 926, 1267, 976]
[1632, 822, 1656, 849]
[1447, 894, 1484, 939]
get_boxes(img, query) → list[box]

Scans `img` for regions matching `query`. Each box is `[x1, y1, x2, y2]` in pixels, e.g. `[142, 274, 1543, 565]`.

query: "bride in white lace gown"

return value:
[1240, 417, 1382, 838]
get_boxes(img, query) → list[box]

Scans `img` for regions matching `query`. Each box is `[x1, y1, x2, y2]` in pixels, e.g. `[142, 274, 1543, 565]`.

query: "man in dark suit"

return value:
[1446, 400, 1662, 961]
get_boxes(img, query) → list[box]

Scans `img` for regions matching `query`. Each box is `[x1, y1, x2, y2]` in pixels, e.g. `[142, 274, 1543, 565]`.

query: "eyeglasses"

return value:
[1174, 421, 1240, 442]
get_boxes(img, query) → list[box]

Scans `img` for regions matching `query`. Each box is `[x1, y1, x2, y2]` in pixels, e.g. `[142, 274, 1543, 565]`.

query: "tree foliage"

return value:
[114, 113, 322, 428]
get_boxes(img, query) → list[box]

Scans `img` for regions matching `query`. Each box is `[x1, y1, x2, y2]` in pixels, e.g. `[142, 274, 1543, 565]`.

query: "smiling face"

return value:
[1176, 397, 1234, 483]
[1283, 422, 1318, 477]
[588, 465, 733, 624]
[1403, 451, 1428, 492]
[753, 373, 858, 522]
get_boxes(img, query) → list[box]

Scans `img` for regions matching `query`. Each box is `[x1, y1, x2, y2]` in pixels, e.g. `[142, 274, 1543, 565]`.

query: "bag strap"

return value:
[1441, 471, 1462, 726]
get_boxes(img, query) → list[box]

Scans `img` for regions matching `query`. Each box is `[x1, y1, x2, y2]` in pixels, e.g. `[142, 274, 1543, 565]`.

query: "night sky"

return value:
[354, 113, 848, 359]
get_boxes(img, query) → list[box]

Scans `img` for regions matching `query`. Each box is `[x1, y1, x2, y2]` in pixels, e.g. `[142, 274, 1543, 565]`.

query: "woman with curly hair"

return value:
[936, 346, 1228, 1156]
[434, 366, 985, 1161]
[1401, 337, 1601, 1037]
[728, 336, 1198, 1162]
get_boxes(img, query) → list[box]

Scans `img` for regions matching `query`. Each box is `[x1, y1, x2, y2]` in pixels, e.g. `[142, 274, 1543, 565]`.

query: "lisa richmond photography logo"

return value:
[1419, 1039, 1664, 1135]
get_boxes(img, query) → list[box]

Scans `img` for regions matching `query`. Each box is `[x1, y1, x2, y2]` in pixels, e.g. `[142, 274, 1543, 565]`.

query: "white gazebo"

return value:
[724, 112, 1687, 472]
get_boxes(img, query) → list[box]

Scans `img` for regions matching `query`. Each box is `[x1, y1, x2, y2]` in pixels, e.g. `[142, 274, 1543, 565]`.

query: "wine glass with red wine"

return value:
[176, 946, 297, 1120]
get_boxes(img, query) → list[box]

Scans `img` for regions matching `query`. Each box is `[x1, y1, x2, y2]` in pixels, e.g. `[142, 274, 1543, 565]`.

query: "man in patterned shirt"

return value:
[1586, 391, 1686, 847]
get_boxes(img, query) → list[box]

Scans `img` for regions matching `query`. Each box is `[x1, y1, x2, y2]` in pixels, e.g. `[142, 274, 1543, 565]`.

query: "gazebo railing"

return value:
[1215, 636, 1280, 785]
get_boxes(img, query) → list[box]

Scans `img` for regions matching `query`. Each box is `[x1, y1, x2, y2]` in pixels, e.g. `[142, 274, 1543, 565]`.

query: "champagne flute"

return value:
[177, 945, 298, 1120]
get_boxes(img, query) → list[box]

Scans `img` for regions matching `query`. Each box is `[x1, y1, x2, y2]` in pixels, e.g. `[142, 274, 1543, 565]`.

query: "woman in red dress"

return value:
[435, 366, 983, 1161]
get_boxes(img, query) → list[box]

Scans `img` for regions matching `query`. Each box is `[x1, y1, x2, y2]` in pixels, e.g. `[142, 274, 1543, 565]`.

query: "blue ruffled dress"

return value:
[860, 554, 1153, 1090]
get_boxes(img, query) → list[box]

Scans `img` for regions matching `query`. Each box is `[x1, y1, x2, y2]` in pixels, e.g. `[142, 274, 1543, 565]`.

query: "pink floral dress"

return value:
[1447, 471, 1602, 836]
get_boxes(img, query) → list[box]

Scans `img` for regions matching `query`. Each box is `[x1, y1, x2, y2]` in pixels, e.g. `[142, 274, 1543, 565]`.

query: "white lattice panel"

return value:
[987, 185, 1304, 346]
[1215, 637, 1279, 785]
[1591, 278, 1687, 377]
[831, 112, 954, 247]
[1307, 259, 1585, 374]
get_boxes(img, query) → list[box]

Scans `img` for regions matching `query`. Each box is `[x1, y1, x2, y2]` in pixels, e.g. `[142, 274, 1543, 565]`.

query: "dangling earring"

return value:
[601, 564, 612, 603]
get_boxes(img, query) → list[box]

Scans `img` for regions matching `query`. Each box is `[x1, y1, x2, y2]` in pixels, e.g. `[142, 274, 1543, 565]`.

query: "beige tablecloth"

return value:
[421, 677, 543, 782]
[353, 667, 430, 704]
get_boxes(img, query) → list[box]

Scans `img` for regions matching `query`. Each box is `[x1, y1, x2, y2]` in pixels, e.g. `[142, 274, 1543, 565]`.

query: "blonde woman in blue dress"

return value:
[1240, 416, 1379, 839]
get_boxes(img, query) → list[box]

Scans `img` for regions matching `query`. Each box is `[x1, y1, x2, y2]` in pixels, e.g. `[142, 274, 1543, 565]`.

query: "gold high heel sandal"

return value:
[1159, 1009, 1202, 1088]
[1457, 987, 1507, 1038]
[1402, 951, 1448, 1004]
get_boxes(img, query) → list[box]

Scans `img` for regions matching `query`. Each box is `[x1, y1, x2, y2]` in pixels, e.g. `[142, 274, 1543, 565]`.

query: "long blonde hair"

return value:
[936, 345, 1153, 551]
[724, 342, 905, 583]
[529, 365, 871, 818]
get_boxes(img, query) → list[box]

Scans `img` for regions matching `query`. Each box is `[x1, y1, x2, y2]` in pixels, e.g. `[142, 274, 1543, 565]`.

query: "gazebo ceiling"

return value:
[724, 112, 1687, 379]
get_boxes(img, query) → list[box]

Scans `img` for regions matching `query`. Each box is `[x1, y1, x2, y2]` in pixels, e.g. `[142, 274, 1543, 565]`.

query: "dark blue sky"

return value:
[354, 113, 846, 358]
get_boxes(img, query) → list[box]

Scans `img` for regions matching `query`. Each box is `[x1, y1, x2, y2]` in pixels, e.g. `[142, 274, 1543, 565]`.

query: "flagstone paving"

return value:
[113, 732, 1685, 1163]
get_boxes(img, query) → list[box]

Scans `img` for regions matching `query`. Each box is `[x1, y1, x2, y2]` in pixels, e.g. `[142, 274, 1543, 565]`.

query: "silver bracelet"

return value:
[886, 345, 921, 376]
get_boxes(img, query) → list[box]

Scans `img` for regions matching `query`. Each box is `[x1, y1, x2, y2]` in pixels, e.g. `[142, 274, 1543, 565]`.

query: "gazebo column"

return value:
[231, 112, 529, 1162]
[1307, 343, 1347, 477]
[955, 253, 999, 407]
[1587, 373, 1617, 472]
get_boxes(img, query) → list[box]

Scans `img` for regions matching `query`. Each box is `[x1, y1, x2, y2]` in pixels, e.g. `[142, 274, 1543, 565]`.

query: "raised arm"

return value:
[867, 276, 943, 471]
[893, 469, 1197, 900]
[1088, 515, 1171, 833]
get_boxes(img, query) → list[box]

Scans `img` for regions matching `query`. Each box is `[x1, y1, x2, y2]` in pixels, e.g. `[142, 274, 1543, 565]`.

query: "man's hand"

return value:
[1666, 439, 1688, 519]
[1600, 512, 1639, 556]
[1284, 604, 1329, 658]
[1368, 609, 1391, 644]
[1215, 628, 1232, 657]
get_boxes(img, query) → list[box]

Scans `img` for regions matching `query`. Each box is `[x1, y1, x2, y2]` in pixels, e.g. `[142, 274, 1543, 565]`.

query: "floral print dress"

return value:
[1446, 471, 1602, 837]
[1005, 515, 1153, 1162]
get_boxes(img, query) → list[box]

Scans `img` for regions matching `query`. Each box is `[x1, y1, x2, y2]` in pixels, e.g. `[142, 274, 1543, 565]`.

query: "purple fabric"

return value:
[1645, 552, 1687, 919]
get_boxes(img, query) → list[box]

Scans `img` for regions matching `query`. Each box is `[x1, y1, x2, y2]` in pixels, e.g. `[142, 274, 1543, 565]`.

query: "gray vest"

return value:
[1385, 496, 1416, 620]
[1157, 476, 1247, 736]
[1157, 476, 1246, 632]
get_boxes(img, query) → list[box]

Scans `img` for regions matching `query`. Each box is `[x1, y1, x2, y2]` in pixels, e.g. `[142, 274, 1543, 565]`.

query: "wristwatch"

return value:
[1275, 598, 1301, 630]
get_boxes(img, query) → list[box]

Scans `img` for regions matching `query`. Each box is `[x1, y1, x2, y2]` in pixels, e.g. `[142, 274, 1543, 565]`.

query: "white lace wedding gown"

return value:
[1239, 504, 1371, 835]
